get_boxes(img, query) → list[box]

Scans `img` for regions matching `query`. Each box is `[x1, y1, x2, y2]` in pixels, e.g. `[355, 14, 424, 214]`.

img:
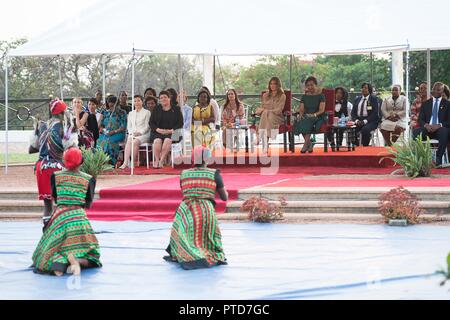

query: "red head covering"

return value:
[50, 99, 67, 115]
[191, 145, 212, 166]
[63, 147, 83, 170]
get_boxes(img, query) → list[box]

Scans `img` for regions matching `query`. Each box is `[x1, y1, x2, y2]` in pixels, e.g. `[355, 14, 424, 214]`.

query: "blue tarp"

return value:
[0, 221, 449, 299]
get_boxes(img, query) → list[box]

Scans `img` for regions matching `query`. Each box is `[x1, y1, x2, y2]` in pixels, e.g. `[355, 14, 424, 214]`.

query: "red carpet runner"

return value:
[87, 173, 295, 221]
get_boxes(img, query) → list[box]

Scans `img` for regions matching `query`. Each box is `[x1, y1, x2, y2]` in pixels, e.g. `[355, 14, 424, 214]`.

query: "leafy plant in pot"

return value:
[380, 135, 433, 178]
[378, 186, 424, 226]
[79, 147, 113, 179]
[240, 195, 287, 223]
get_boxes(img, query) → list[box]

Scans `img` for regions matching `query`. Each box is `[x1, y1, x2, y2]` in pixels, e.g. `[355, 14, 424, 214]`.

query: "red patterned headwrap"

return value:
[63, 147, 83, 170]
[50, 99, 67, 115]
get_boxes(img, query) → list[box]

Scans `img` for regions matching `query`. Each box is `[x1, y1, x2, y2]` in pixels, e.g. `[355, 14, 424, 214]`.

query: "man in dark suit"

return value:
[351, 82, 380, 146]
[413, 82, 450, 167]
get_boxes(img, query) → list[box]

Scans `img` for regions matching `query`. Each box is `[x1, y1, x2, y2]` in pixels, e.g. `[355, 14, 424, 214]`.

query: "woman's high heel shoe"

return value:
[301, 142, 309, 154]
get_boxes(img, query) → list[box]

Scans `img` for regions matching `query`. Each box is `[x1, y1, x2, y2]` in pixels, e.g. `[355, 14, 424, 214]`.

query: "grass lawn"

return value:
[0, 153, 38, 164]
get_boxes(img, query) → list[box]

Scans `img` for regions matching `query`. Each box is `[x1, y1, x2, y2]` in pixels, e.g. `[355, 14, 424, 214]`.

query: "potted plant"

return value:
[240, 195, 287, 223]
[378, 186, 424, 226]
[380, 135, 433, 178]
[79, 147, 113, 179]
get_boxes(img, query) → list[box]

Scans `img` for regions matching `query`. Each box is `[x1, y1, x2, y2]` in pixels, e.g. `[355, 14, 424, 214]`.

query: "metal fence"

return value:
[0, 91, 417, 130]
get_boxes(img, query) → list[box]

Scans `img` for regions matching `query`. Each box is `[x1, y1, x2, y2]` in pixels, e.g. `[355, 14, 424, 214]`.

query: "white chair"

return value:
[429, 139, 449, 165]
[358, 127, 381, 147]
[137, 142, 152, 169]
[182, 129, 192, 156]
[171, 142, 183, 168]
[370, 128, 381, 146]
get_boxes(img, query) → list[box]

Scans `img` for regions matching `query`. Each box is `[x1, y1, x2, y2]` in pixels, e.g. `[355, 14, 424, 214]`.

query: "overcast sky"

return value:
[0, 0, 101, 41]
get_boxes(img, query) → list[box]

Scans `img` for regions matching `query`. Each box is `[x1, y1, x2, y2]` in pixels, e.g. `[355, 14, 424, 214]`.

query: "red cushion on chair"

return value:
[314, 89, 335, 133]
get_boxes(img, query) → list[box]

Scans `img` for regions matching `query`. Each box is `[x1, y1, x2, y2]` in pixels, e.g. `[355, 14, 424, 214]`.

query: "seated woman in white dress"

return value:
[119, 95, 151, 169]
[380, 85, 407, 146]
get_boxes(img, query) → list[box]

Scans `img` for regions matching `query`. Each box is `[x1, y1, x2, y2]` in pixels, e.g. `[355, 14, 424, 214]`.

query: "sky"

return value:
[0, 0, 101, 41]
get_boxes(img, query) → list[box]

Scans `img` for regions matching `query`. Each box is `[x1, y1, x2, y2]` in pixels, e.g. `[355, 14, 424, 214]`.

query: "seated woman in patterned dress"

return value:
[191, 89, 216, 149]
[164, 146, 228, 270]
[31, 147, 101, 276]
[97, 95, 127, 166]
[221, 89, 245, 150]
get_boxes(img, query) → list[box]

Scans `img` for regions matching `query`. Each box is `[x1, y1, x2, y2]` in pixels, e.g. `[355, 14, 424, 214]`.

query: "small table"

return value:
[330, 125, 357, 151]
[226, 126, 250, 152]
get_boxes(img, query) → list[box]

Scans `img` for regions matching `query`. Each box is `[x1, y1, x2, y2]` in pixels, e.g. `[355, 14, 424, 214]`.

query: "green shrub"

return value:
[79, 147, 113, 179]
[381, 135, 433, 178]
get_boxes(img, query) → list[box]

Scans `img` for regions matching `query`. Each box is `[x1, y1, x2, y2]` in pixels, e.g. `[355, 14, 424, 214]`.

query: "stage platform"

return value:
[111, 147, 395, 176]
[173, 146, 395, 168]
[0, 221, 448, 299]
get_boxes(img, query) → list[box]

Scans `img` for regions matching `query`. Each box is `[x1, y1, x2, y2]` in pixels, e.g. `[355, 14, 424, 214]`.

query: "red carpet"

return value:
[87, 173, 296, 221]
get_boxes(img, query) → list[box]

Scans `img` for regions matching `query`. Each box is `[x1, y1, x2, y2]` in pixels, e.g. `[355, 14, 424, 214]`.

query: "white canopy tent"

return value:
[4, 0, 450, 173]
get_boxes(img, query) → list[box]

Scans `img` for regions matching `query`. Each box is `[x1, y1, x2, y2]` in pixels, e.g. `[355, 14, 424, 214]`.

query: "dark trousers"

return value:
[413, 126, 449, 165]
[354, 121, 379, 146]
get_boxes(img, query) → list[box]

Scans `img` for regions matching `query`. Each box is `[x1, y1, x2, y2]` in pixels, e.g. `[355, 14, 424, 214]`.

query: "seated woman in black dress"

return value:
[149, 91, 183, 168]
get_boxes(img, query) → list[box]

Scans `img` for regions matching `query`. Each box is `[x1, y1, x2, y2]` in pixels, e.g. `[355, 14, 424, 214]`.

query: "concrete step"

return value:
[0, 200, 43, 213]
[226, 200, 450, 214]
[0, 191, 39, 200]
[238, 187, 450, 201]
[0, 191, 100, 200]
[0, 211, 42, 220]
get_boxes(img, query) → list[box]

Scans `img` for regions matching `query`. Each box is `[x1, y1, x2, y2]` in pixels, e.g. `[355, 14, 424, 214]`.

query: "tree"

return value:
[408, 50, 450, 91]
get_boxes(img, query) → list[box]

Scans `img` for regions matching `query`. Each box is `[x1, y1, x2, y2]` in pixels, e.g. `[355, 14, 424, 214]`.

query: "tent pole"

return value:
[4, 54, 9, 175]
[289, 55, 293, 91]
[57, 55, 63, 100]
[426, 49, 431, 99]
[177, 54, 183, 164]
[130, 51, 136, 176]
[405, 45, 410, 140]
[177, 54, 183, 104]
[102, 55, 106, 105]
[370, 52, 373, 85]
[213, 55, 216, 98]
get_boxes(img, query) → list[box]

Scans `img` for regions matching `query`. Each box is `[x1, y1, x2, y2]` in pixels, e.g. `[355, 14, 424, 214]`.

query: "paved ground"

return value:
[0, 165, 173, 191]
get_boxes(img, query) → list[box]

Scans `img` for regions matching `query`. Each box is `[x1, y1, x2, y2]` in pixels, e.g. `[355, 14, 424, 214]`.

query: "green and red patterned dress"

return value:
[32, 170, 101, 275]
[165, 167, 227, 270]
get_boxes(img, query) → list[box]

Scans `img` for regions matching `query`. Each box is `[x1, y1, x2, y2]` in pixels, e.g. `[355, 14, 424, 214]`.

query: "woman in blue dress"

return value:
[97, 95, 126, 165]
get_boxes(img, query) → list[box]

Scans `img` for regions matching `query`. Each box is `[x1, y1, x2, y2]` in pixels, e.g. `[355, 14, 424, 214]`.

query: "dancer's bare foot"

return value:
[67, 254, 81, 276]
[54, 270, 64, 277]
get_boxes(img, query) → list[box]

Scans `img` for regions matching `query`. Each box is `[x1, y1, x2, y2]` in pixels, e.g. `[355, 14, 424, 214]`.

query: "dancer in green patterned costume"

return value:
[32, 147, 101, 276]
[164, 146, 229, 270]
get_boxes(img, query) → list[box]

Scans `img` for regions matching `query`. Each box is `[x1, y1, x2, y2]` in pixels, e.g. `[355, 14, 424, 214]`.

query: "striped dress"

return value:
[32, 170, 101, 275]
[165, 167, 226, 270]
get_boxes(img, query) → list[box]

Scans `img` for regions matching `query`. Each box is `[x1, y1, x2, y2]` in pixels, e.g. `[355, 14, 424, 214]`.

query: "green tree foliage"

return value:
[408, 50, 450, 91]
[224, 54, 391, 96]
